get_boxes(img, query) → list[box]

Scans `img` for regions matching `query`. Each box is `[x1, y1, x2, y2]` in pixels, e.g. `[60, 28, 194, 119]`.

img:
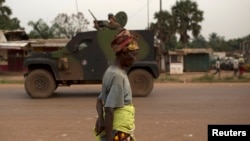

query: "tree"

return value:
[150, 10, 176, 72]
[189, 35, 208, 48]
[0, 0, 11, 18]
[0, 17, 22, 30]
[208, 32, 228, 51]
[28, 19, 55, 39]
[53, 12, 89, 38]
[242, 34, 250, 41]
[150, 10, 175, 51]
[166, 35, 179, 50]
[171, 0, 204, 48]
[227, 39, 241, 52]
[0, 0, 22, 30]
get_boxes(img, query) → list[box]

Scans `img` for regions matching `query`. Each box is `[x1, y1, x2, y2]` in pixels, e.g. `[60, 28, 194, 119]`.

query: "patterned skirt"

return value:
[113, 131, 131, 141]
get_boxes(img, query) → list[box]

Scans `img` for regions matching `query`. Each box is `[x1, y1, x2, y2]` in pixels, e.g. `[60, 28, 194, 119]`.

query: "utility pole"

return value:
[159, 0, 166, 72]
[75, 0, 79, 13]
[147, 0, 149, 29]
[75, 0, 81, 31]
[160, 0, 162, 12]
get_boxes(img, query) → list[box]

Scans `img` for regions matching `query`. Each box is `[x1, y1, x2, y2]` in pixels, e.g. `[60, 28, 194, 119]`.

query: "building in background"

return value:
[0, 30, 68, 72]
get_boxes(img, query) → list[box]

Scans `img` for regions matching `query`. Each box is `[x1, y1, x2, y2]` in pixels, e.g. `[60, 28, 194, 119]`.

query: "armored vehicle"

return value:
[23, 12, 160, 98]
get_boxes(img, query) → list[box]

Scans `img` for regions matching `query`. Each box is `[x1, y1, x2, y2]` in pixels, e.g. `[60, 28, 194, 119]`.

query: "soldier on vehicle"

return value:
[94, 13, 121, 30]
[107, 13, 121, 30]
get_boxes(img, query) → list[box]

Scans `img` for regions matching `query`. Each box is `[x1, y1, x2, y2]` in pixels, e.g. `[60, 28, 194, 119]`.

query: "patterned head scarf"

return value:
[111, 29, 139, 53]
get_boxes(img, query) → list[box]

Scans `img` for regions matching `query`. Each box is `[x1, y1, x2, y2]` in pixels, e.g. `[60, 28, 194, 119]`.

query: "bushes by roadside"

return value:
[156, 72, 250, 83]
[192, 73, 250, 82]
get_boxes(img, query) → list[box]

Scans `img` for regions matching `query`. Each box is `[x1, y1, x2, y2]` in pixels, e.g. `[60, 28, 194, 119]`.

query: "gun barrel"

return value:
[88, 9, 97, 21]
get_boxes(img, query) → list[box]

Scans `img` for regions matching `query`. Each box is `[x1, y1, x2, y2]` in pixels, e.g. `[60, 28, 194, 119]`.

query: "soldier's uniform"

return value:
[94, 13, 121, 30]
[107, 13, 121, 30]
[107, 21, 121, 30]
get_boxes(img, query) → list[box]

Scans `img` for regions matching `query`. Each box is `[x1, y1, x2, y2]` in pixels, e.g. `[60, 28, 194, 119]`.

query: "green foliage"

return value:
[192, 73, 250, 82]
[227, 38, 242, 51]
[156, 73, 250, 83]
[150, 0, 246, 52]
[150, 10, 175, 42]
[28, 12, 89, 39]
[0, 79, 24, 84]
[0, 0, 22, 30]
[156, 74, 182, 83]
[28, 19, 56, 39]
[0, 0, 12, 17]
[150, 10, 175, 51]
[52, 12, 89, 38]
[188, 32, 245, 51]
[0, 17, 22, 30]
[207, 32, 229, 51]
[192, 73, 215, 82]
[150, 0, 204, 50]
[238, 75, 250, 81]
[166, 36, 179, 50]
[188, 35, 208, 48]
[172, 0, 204, 48]
[223, 76, 234, 81]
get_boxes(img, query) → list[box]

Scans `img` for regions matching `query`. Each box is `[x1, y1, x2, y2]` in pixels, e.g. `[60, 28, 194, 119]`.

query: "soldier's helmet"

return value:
[108, 13, 115, 20]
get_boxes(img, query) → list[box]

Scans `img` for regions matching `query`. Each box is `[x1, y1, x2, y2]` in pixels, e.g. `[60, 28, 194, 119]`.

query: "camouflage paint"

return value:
[50, 47, 84, 80]
[25, 30, 157, 83]
[96, 30, 151, 62]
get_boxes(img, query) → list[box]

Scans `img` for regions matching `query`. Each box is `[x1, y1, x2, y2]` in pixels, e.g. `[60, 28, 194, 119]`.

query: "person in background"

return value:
[238, 58, 245, 77]
[94, 29, 138, 141]
[213, 58, 221, 77]
[233, 57, 239, 77]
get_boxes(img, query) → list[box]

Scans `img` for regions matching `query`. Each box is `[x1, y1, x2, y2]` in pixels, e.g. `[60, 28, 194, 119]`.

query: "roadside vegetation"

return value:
[0, 79, 24, 84]
[192, 73, 250, 82]
[155, 74, 183, 83]
[0, 72, 24, 84]
[155, 72, 250, 83]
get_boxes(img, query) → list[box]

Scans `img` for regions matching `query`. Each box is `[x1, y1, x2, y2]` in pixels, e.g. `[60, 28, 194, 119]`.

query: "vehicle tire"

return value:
[128, 69, 154, 97]
[25, 69, 56, 98]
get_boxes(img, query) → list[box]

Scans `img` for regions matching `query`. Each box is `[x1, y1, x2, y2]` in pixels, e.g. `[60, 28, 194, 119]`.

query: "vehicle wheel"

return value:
[25, 69, 56, 98]
[54, 83, 59, 90]
[128, 69, 154, 97]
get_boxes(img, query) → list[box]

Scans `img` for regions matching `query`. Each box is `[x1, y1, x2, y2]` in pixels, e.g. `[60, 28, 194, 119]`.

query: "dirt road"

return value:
[1, 71, 250, 83]
[0, 83, 250, 141]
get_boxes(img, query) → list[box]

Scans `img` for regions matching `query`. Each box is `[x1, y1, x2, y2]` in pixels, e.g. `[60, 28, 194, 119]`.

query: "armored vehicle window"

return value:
[78, 39, 92, 51]
[78, 43, 87, 50]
